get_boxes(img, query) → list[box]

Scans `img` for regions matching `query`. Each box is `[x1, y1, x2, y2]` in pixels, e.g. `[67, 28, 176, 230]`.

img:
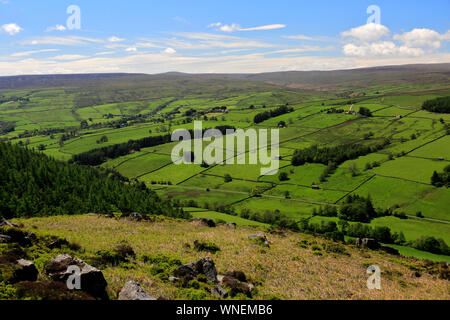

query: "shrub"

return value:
[193, 240, 220, 253]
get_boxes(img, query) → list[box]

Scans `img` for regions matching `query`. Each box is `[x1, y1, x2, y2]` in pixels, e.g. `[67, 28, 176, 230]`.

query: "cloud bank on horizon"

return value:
[0, 0, 449, 75]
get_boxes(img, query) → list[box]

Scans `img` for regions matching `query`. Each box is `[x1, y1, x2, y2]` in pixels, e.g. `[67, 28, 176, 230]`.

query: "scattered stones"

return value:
[225, 222, 237, 229]
[248, 233, 270, 247]
[211, 285, 228, 298]
[173, 257, 218, 283]
[118, 280, 156, 300]
[14, 259, 38, 282]
[0, 218, 19, 228]
[44, 254, 108, 299]
[190, 218, 216, 228]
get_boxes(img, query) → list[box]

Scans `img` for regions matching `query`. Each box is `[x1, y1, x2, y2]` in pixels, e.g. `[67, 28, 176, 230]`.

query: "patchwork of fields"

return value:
[1, 75, 449, 261]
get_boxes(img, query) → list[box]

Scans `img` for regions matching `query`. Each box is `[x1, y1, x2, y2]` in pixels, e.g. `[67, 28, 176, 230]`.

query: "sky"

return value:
[0, 0, 449, 75]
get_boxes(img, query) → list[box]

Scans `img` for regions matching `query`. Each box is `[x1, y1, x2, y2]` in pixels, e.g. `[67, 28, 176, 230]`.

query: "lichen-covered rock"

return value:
[44, 254, 108, 299]
[173, 257, 218, 283]
[190, 218, 216, 228]
[118, 280, 156, 300]
[211, 285, 228, 298]
[14, 259, 38, 282]
[248, 233, 270, 247]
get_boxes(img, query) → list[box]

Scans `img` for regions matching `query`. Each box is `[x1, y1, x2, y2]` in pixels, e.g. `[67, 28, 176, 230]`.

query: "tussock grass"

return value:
[15, 215, 450, 300]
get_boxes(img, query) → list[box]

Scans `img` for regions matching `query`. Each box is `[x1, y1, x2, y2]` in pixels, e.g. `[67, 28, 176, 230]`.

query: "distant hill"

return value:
[222, 64, 450, 90]
[1, 63, 449, 92]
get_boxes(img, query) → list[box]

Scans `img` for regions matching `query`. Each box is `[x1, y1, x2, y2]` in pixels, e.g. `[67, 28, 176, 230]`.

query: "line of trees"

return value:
[422, 96, 450, 113]
[291, 139, 390, 167]
[0, 142, 188, 219]
[70, 125, 236, 166]
[253, 105, 293, 124]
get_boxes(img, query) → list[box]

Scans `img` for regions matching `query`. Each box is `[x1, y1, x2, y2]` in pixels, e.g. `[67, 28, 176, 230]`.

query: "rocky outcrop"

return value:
[47, 238, 69, 249]
[0, 234, 12, 243]
[129, 212, 144, 221]
[190, 218, 216, 228]
[14, 259, 38, 282]
[211, 285, 228, 298]
[225, 222, 237, 229]
[118, 280, 156, 300]
[173, 257, 218, 283]
[355, 238, 380, 250]
[0, 218, 19, 228]
[44, 254, 108, 299]
[248, 233, 270, 247]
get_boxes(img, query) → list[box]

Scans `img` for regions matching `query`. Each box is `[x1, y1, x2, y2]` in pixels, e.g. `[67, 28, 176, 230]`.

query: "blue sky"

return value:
[0, 0, 449, 75]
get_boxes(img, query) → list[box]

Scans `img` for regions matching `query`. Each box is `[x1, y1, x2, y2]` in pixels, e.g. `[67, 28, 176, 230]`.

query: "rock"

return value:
[0, 218, 18, 228]
[380, 245, 400, 256]
[118, 280, 156, 300]
[0, 234, 12, 243]
[211, 285, 228, 298]
[0, 228, 35, 247]
[173, 257, 218, 283]
[225, 223, 237, 229]
[14, 259, 38, 282]
[129, 212, 144, 221]
[190, 218, 216, 228]
[225, 271, 247, 282]
[86, 213, 99, 216]
[44, 254, 108, 299]
[168, 276, 179, 283]
[47, 238, 69, 249]
[248, 233, 270, 247]
[221, 276, 252, 298]
[356, 238, 380, 250]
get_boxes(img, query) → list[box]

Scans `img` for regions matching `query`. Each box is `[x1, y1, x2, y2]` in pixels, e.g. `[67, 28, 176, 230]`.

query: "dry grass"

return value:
[16, 215, 450, 300]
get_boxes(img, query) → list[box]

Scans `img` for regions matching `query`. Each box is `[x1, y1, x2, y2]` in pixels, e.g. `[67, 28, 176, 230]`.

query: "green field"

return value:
[1, 72, 449, 262]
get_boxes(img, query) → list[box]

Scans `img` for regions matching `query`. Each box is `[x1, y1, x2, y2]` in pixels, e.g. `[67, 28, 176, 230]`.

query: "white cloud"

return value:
[341, 23, 390, 42]
[1, 23, 23, 36]
[283, 35, 315, 41]
[393, 28, 445, 49]
[11, 49, 59, 57]
[95, 51, 115, 56]
[48, 54, 87, 61]
[108, 36, 125, 42]
[46, 24, 66, 32]
[125, 47, 137, 52]
[163, 47, 176, 54]
[209, 22, 286, 32]
[343, 41, 424, 57]
[23, 36, 104, 46]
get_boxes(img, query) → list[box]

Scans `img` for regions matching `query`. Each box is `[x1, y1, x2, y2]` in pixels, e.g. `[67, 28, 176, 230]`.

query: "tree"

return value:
[278, 172, 289, 181]
[224, 174, 232, 183]
[359, 107, 373, 117]
[348, 163, 359, 177]
[431, 171, 442, 186]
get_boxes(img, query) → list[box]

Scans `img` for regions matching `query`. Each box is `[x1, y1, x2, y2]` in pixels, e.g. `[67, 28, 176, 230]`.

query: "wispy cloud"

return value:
[11, 49, 60, 57]
[23, 36, 104, 46]
[46, 24, 66, 32]
[108, 36, 125, 42]
[209, 22, 286, 32]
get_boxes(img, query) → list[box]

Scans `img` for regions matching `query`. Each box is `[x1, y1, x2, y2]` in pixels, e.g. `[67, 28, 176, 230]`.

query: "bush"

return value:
[193, 240, 220, 254]
[411, 236, 449, 255]
[92, 243, 135, 267]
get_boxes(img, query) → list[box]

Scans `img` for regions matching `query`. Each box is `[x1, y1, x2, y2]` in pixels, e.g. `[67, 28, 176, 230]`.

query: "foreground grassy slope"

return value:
[14, 215, 450, 300]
